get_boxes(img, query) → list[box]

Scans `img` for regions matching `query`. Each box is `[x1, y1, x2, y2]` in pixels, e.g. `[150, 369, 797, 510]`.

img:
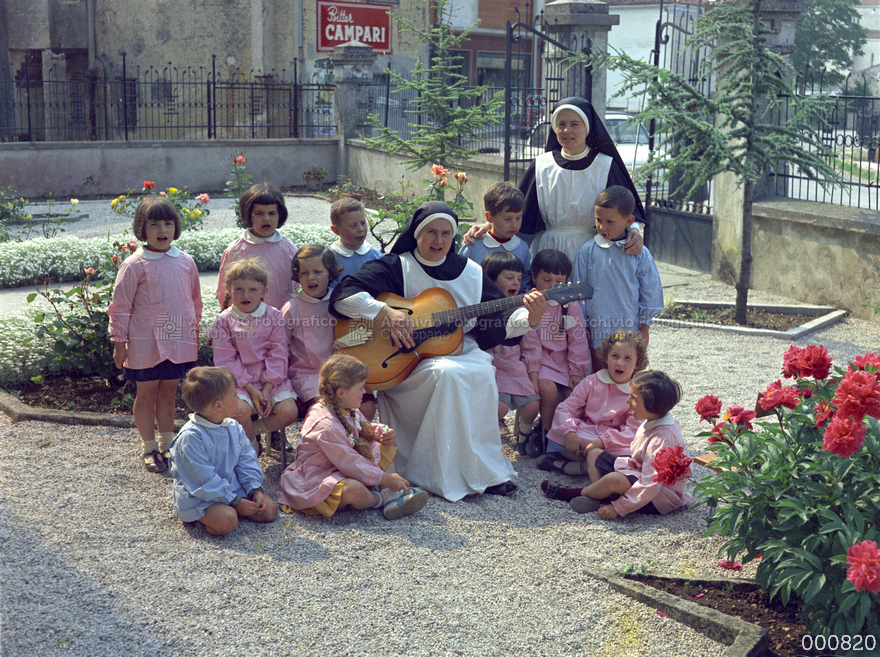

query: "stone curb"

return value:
[584, 567, 768, 657]
[655, 300, 846, 339]
[0, 389, 185, 430]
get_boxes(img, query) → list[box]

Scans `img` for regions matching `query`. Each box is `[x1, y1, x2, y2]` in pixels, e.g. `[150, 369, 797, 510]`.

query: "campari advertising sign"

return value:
[317, 1, 393, 54]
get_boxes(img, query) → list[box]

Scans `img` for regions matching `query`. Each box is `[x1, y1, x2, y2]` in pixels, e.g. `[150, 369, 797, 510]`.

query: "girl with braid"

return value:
[275, 355, 429, 520]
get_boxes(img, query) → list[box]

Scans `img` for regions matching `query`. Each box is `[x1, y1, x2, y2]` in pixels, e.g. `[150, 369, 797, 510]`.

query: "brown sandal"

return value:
[142, 450, 167, 473]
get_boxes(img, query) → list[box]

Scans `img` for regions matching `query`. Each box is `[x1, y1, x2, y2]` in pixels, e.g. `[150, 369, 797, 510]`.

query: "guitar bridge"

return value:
[333, 324, 373, 349]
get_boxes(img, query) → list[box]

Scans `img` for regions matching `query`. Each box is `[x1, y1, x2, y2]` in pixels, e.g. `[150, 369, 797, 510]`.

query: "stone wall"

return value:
[0, 139, 339, 197]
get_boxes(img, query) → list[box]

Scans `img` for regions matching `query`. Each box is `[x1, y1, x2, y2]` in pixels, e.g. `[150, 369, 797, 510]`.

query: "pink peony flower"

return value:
[651, 446, 693, 486]
[850, 352, 880, 373]
[695, 395, 722, 422]
[833, 368, 880, 420]
[759, 380, 800, 410]
[233, 155, 246, 164]
[813, 401, 834, 428]
[143, 180, 155, 189]
[724, 405, 756, 429]
[431, 164, 449, 181]
[846, 540, 880, 594]
[196, 193, 210, 205]
[822, 414, 867, 458]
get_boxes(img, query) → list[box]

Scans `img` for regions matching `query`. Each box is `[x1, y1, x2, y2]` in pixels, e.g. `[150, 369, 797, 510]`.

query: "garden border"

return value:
[584, 566, 768, 657]
[655, 301, 847, 339]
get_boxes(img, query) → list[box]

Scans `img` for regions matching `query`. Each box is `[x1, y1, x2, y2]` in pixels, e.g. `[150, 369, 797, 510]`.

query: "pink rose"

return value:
[454, 171, 467, 184]
[822, 414, 867, 458]
[233, 155, 246, 164]
[196, 193, 210, 205]
[83, 267, 96, 275]
[431, 164, 449, 181]
[695, 395, 722, 422]
[111, 255, 120, 264]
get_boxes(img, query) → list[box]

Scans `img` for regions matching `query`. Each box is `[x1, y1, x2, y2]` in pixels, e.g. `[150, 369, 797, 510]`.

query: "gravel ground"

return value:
[3, 198, 879, 656]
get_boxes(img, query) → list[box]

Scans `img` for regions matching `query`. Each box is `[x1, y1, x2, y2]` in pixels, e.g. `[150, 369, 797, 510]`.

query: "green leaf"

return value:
[802, 573, 826, 604]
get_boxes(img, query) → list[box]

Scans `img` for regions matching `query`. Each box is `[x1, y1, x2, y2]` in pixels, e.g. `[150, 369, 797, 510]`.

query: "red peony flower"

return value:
[822, 414, 867, 458]
[850, 352, 880, 373]
[708, 421, 746, 447]
[782, 344, 802, 378]
[718, 560, 742, 570]
[833, 368, 880, 420]
[846, 540, 880, 594]
[759, 380, 800, 410]
[695, 395, 722, 422]
[651, 446, 693, 486]
[724, 405, 756, 429]
[233, 155, 246, 164]
[813, 401, 834, 428]
[799, 384, 814, 399]
[143, 180, 155, 189]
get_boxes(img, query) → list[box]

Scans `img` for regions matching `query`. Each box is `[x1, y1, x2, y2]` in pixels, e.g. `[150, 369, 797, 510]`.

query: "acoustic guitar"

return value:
[333, 281, 593, 391]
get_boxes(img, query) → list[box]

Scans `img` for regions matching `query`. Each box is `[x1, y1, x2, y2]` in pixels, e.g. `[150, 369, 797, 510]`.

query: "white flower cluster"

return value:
[0, 225, 336, 289]
[0, 304, 55, 385]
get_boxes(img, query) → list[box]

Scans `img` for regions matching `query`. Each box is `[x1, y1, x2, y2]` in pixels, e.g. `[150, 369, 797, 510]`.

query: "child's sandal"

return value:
[142, 450, 167, 473]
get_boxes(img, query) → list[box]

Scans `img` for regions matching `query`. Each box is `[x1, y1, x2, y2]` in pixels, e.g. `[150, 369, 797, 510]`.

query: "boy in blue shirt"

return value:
[459, 181, 532, 292]
[170, 367, 278, 536]
[328, 197, 382, 288]
[573, 186, 664, 372]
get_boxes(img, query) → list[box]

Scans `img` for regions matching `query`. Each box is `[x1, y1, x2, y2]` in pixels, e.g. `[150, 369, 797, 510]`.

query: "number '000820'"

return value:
[801, 634, 876, 652]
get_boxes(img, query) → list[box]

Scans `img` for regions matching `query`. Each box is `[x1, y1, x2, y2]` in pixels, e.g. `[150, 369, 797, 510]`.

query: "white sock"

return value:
[518, 420, 532, 434]
[379, 488, 404, 506]
[142, 439, 159, 455]
[157, 432, 174, 453]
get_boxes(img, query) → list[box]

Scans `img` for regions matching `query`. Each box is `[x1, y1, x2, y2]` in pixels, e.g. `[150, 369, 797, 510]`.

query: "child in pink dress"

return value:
[216, 183, 298, 310]
[108, 196, 202, 473]
[543, 370, 693, 519]
[280, 244, 343, 417]
[538, 331, 647, 475]
[481, 252, 542, 455]
[212, 258, 298, 456]
[276, 354, 429, 520]
[531, 249, 592, 451]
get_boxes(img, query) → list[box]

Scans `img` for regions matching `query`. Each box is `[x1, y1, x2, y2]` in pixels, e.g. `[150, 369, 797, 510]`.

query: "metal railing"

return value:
[0, 54, 336, 142]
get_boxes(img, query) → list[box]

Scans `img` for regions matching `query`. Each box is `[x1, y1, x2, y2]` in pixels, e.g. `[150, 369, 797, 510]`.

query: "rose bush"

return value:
[111, 182, 210, 232]
[696, 345, 879, 649]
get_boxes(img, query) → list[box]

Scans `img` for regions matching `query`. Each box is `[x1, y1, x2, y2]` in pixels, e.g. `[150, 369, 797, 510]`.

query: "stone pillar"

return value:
[543, 0, 619, 119]
[331, 41, 377, 177]
[712, 0, 806, 285]
[251, 0, 276, 75]
[42, 49, 67, 141]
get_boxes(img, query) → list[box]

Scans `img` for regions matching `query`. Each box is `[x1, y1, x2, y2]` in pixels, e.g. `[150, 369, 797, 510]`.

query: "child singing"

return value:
[276, 354, 429, 520]
[108, 196, 202, 473]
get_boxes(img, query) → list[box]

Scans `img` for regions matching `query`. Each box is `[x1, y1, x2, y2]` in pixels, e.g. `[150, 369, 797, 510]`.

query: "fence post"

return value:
[331, 41, 377, 178]
[543, 0, 619, 119]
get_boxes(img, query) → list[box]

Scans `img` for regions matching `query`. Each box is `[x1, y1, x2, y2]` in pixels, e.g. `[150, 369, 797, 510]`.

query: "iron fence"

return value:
[0, 54, 336, 142]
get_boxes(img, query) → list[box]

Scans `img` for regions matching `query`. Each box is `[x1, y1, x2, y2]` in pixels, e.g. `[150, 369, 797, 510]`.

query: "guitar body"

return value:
[334, 288, 464, 391]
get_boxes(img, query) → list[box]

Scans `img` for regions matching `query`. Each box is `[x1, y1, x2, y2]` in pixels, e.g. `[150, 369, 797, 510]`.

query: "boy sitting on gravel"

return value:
[169, 367, 278, 536]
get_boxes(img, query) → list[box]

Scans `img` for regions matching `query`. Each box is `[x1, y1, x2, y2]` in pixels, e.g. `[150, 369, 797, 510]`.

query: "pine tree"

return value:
[363, 0, 504, 170]
[575, 0, 841, 324]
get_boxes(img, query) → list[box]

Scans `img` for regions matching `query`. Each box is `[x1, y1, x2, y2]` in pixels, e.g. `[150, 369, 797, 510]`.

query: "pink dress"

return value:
[108, 246, 202, 370]
[276, 404, 385, 509]
[546, 369, 640, 455]
[611, 415, 693, 517]
[280, 287, 335, 402]
[216, 230, 298, 310]
[535, 301, 592, 386]
[211, 302, 294, 402]
[491, 329, 541, 396]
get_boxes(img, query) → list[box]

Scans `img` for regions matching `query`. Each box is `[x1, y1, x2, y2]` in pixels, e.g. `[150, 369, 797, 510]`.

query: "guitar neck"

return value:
[431, 290, 545, 326]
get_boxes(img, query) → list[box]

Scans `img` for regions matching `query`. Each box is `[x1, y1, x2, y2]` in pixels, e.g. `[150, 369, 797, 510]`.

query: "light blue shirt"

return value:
[573, 234, 664, 348]
[459, 233, 532, 292]
[329, 240, 383, 289]
[169, 414, 264, 522]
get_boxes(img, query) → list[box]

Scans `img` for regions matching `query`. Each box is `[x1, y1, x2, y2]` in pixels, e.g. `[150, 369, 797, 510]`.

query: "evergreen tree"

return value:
[574, 0, 841, 324]
[793, 0, 867, 89]
[363, 0, 504, 170]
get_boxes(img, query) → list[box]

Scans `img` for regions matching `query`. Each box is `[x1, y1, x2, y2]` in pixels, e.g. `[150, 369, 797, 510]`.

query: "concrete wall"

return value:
[0, 139, 340, 197]
[750, 199, 880, 321]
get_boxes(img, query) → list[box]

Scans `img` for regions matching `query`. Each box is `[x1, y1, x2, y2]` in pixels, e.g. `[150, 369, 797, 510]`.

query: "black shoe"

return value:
[516, 426, 531, 456]
[536, 454, 562, 472]
[485, 482, 518, 496]
[270, 431, 293, 453]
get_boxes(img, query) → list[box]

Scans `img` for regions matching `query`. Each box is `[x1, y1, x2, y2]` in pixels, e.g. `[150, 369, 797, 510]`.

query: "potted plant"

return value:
[302, 166, 327, 191]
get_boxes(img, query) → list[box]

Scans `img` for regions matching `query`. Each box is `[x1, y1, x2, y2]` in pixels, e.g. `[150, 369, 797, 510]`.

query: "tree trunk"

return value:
[735, 179, 754, 324]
